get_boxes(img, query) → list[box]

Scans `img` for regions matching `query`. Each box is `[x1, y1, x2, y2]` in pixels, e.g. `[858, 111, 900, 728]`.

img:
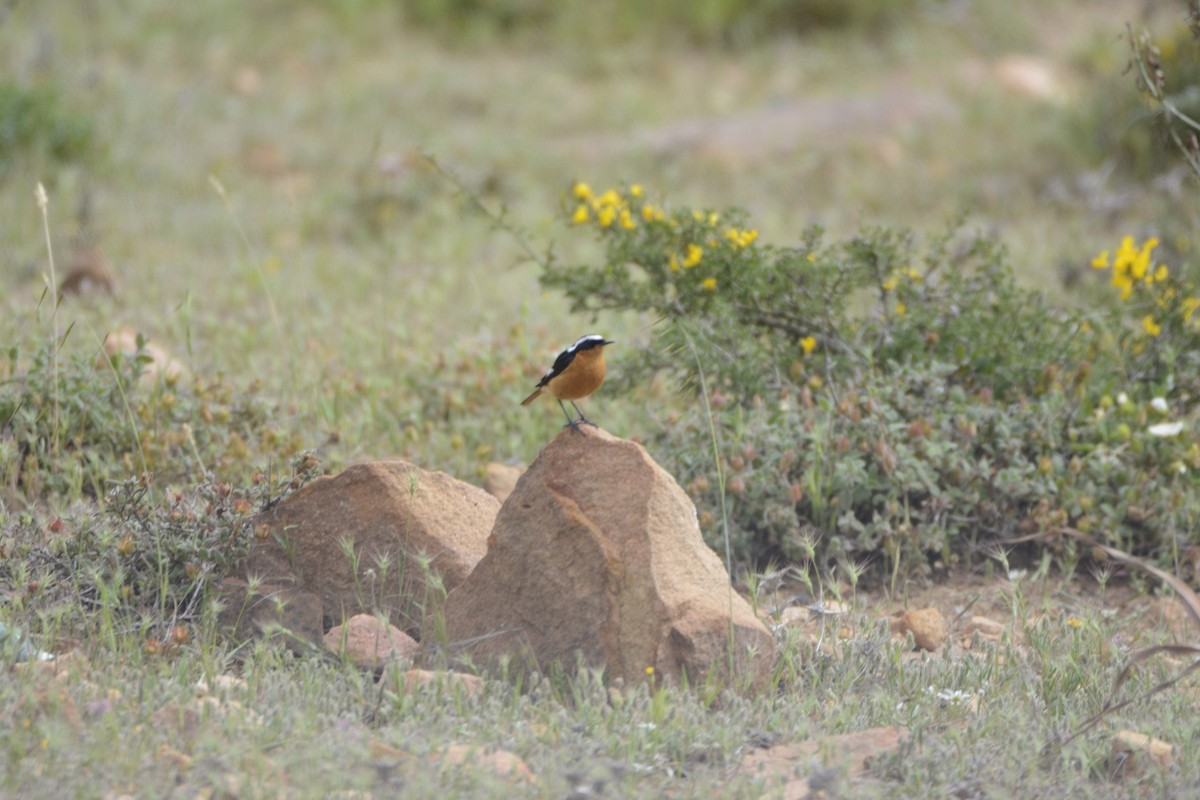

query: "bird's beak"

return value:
[603, 339, 615, 345]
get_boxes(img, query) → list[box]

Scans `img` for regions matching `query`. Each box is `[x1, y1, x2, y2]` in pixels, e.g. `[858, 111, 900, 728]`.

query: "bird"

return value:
[521, 334, 614, 428]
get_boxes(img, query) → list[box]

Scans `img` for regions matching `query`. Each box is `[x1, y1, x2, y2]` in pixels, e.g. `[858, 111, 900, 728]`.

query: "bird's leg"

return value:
[558, 399, 582, 430]
[570, 400, 596, 427]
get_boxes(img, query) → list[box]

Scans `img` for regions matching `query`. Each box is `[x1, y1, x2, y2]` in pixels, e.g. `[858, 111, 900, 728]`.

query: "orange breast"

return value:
[545, 350, 607, 400]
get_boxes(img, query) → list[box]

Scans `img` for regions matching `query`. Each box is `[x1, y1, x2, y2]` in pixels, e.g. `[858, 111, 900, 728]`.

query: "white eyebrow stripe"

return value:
[569, 334, 606, 351]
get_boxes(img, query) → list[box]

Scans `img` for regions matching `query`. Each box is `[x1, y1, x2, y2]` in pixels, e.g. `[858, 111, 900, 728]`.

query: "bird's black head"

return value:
[570, 334, 614, 353]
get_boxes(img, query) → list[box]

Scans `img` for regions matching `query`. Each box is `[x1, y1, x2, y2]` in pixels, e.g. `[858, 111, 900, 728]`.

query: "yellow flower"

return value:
[1142, 315, 1162, 337]
[619, 208, 636, 230]
[806, 253, 816, 264]
[644, 665, 655, 676]
[1154, 264, 1169, 283]
[801, 336, 816, 354]
[572, 182, 593, 201]
[1111, 270, 1134, 301]
[683, 243, 703, 268]
[571, 204, 590, 224]
[597, 206, 616, 228]
[881, 277, 899, 291]
[895, 302, 907, 316]
[630, 184, 644, 198]
[1184, 297, 1200, 322]
[596, 189, 621, 208]
[1091, 251, 1109, 269]
[1066, 616, 1083, 629]
[669, 253, 680, 272]
[701, 277, 717, 291]
[724, 227, 759, 249]
[642, 205, 658, 222]
[708, 211, 720, 226]
[693, 210, 705, 222]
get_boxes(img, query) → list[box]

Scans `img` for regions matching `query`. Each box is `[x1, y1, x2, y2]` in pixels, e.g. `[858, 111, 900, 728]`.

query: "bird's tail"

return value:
[520, 388, 542, 406]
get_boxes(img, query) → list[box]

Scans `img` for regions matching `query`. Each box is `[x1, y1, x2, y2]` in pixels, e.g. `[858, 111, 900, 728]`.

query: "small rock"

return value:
[399, 669, 483, 694]
[10, 649, 88, 679]
[993, 55, 1067, 103]
[779, 606, 811, 628]
[961, 615, 1005, 642]
[158, 744, 193, 772]
[892, 608, 947, 652]
[434, 744, 536, 785]
[1110, 730, 1174, 779]
[232, 66, 262, 95]
[740, 726, 908, 798]
[195, 674, 249, 698]
[98, 327, 188, 385]
[483, 462, 524, 504]
[324, 615, 419, 669]
[59, 245, 117, 297]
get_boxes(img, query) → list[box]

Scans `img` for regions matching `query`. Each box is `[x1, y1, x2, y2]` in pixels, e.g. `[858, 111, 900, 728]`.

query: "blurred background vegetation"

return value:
[2, 0, 1200, 582]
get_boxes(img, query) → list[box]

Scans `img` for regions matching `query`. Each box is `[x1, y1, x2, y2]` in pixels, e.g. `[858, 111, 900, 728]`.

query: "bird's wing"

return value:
[536, 347, 577, 388]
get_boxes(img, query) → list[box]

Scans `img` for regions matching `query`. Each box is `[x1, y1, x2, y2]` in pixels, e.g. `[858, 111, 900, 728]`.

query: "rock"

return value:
[241, 461, 497, 636]
[9, 647, 86, 677]
[443, 426, 774, 689]
[434, 744, 536, 785]
[59, 245, 117, 297]
[324, 614, 419, 669]
[1110, 730, 1174, 779]
[739, 726, 908, 799]
[961, 615, 1005, 642]
[216, 578, 324, 651]
[232, 65, 262, 95]
[892, 608, 946, 652]
[483, 462, 524, 504]
[398, 669, 483, 694]
[1145, 597, 1193, 641]
[98, 327, 187, 385]
[994, 55, 1067, 103]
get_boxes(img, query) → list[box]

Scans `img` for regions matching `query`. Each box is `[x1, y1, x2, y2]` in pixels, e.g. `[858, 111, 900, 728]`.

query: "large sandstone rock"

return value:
[241, 461, 497, 636]
[444, 426, 774, 689]
[216, 578, 324, 651]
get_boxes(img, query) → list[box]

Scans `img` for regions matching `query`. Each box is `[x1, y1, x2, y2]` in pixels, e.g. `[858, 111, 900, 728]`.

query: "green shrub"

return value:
[545, 183, 1200, 572]
[0, 453, 321, 634]
[0, 334, 304, 503]
[0, 81, 94, 179]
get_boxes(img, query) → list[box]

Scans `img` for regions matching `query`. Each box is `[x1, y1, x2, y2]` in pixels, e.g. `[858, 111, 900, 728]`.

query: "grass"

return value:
[2, 0, 1199, 796]
[4, 581, 1197, 797]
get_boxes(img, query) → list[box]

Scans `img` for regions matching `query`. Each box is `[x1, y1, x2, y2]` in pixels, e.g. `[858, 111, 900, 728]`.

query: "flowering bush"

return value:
[1089, 235, 1200, 395]
[546, 183, 1200, 571]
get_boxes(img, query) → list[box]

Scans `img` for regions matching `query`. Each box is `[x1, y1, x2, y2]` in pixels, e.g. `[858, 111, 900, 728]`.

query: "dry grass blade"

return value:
[1048, 526, 1200, 632]
[1011, 527, 1200, 745]
[1068, 647, 1200, 743]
